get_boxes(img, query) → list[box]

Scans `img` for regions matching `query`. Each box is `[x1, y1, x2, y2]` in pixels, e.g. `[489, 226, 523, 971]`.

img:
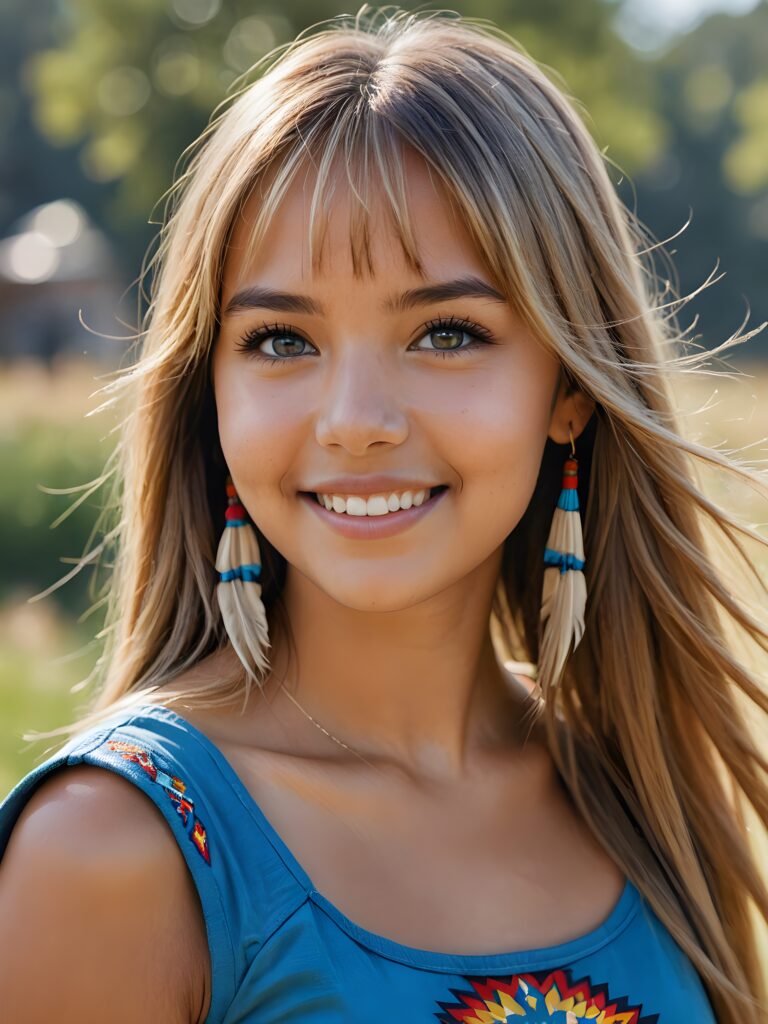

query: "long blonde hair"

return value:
[26, 6, 768, 1020]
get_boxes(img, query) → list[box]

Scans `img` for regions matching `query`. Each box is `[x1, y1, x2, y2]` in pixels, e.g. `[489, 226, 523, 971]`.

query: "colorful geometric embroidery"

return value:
[104, 739, 212, 865]
[435, 967, 658, 1022]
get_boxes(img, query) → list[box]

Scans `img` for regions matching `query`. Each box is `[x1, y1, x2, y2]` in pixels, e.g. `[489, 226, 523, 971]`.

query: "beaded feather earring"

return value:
[215, 475, 271, 679]
[537, 422, 587, 698]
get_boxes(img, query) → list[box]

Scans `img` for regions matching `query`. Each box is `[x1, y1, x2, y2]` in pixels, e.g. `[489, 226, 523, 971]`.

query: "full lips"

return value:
[299, 487, 449, 539]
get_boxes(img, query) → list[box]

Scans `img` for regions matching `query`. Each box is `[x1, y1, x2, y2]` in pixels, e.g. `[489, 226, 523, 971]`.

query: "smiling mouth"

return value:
[296, 485, 448, 516]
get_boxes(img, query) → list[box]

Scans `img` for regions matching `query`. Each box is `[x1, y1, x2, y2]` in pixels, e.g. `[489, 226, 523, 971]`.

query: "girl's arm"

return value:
[0, 764, 209, 1023]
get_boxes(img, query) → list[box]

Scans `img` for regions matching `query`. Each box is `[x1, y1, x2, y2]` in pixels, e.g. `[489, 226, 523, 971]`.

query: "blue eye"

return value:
[234, 314, 496, 364]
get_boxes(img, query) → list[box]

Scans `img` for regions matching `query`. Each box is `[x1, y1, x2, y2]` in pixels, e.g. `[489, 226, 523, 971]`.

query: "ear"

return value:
[547, 368, 595, 445]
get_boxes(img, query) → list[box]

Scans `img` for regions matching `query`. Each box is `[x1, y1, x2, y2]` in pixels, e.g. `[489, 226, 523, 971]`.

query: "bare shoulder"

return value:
[0, 763, 210, 1024]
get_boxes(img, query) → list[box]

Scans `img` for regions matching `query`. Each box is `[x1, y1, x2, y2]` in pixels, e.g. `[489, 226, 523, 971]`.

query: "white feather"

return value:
[539, 501, 587, 694]
[215, 518, 271, 680]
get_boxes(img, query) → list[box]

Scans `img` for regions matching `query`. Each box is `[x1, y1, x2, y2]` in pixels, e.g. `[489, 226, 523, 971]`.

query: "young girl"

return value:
[1, 7, 766, 1023]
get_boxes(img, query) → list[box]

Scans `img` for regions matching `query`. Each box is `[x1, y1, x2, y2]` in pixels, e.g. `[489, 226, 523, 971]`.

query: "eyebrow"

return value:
[222, 275, 507, 317]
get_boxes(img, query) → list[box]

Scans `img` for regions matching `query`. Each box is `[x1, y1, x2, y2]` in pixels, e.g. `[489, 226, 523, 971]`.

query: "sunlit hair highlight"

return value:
[26, 6, 768, 1021]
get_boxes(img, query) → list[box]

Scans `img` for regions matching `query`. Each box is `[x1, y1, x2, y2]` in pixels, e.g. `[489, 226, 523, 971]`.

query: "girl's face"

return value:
[213, 150, 583, 611]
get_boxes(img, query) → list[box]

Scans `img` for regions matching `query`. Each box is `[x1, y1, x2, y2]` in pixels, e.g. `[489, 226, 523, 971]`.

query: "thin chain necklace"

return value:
[273, 668, 539, 771]
[268, 679, 486, 826]
[275, 680, 379, 769]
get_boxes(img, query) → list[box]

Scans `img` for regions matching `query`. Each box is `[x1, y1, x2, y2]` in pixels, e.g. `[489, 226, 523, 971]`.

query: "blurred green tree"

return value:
[20, 0, 667, 279]
[627, 1, 768, 360]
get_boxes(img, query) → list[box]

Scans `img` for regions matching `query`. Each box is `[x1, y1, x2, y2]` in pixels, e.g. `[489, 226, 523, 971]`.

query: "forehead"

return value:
[220, 148, 488, 298]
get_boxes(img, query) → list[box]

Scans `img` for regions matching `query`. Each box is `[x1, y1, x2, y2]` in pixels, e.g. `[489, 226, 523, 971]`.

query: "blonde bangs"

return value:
[236, 117, 427, 290]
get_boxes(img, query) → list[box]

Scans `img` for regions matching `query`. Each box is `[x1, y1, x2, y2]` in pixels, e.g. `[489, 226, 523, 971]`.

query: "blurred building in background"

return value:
[0, 199, 125, 366]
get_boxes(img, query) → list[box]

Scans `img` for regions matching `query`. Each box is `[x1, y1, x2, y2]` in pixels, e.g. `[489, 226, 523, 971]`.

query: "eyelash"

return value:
[233, 314, 496, 365]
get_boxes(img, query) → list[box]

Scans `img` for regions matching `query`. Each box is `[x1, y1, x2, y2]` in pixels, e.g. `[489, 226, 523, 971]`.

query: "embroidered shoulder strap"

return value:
[99, 733, 213, 864]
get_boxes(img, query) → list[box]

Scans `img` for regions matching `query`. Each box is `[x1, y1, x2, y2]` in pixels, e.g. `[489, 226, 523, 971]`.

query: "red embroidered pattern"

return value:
[104, 740, 211, 865]
[436, 968, 658, 1022]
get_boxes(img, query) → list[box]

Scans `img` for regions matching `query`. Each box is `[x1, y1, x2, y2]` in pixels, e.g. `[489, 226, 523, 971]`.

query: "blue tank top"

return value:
[0, 702, 718, 1023]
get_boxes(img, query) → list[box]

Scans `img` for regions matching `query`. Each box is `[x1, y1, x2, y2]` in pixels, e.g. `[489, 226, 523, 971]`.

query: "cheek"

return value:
[213, 360, 303, 494]
[440, 370, 553, 510]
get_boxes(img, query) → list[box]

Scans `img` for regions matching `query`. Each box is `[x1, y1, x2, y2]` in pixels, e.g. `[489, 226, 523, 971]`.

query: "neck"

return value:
[260, 550, 539, 783]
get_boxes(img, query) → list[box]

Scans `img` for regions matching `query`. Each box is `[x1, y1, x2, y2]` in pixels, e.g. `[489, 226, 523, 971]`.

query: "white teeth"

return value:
[315, 488, 435, 516]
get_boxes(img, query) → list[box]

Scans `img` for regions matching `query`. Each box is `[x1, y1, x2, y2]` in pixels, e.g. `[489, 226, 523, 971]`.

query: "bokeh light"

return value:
[153, 37, 202, 96]
[223, 17, 278, 72]
[171, 0, 221, 28]
[96, 66, 152, 117]
[0, 232, 59, 283]
[29, 200, 85, 248]
[683, 63, 734, 115]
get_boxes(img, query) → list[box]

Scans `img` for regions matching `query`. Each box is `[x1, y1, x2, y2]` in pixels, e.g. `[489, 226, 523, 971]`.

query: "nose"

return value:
[314, 349, 409, 455]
